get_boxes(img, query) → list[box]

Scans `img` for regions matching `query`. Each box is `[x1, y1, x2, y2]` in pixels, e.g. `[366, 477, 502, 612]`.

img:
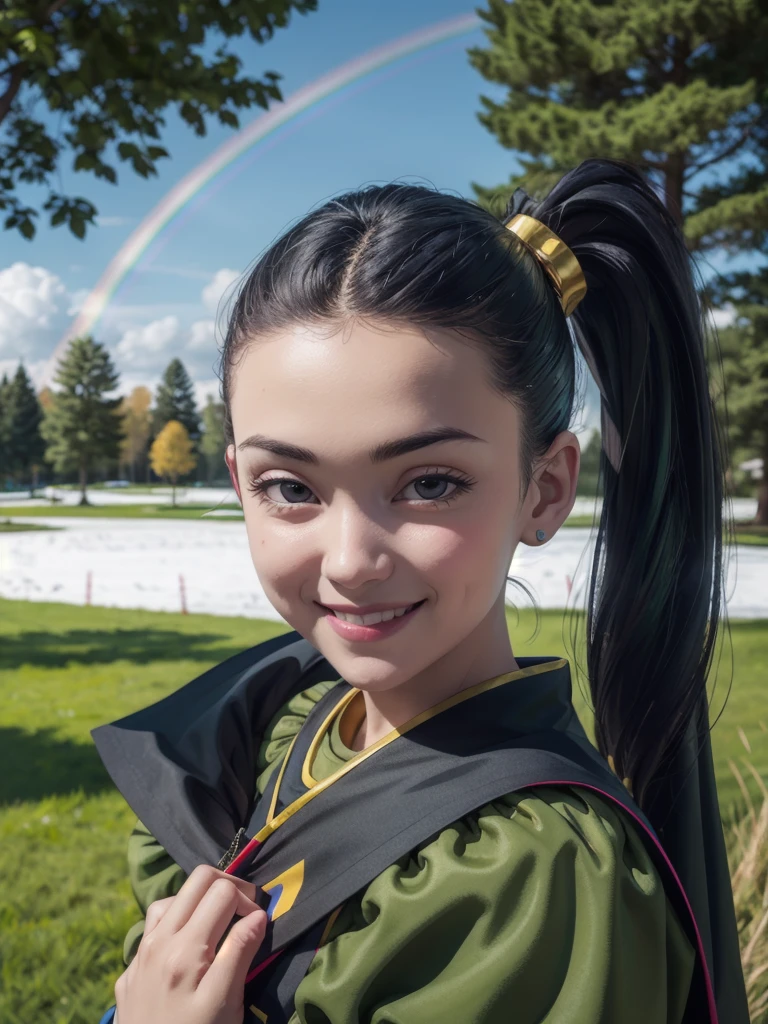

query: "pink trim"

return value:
[225, 836, 261, 876]
[226, 781, 718, 1022]
[525, 780, 718, 1024]
[245, 949, 281, 985]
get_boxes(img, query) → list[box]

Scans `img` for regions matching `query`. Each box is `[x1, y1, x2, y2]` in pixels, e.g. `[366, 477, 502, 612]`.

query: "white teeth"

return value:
[333, 603, 417, 625]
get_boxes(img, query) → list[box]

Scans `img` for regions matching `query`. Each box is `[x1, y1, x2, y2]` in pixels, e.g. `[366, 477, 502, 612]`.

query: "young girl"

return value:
[93, 157, 749, 1024]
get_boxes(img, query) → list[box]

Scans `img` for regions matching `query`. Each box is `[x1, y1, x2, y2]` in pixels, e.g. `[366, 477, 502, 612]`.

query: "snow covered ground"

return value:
[0, 512, 765, 620]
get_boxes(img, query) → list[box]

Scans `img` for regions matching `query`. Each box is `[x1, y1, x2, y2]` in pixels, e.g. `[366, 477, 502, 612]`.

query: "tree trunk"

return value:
[755, 454, 768, 526]
[171, 479, 176, 508]
[78, 463, 90, 506]
[664, 151, 685, 230]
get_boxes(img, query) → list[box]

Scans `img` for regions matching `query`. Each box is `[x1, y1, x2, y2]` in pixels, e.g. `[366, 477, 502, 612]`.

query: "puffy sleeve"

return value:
[290, 786, 696, 1024]
[122, 677, 339, 967]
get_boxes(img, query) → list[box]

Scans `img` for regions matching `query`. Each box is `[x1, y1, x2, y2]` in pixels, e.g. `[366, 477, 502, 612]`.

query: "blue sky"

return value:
[0, 0, 747, 440]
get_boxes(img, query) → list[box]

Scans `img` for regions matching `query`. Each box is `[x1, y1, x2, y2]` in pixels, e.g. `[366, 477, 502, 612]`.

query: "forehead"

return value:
[229, 320, 508, 426]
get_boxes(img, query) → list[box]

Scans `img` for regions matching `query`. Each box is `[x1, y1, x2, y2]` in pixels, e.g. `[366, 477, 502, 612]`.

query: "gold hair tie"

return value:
[504, 213, 587, 318]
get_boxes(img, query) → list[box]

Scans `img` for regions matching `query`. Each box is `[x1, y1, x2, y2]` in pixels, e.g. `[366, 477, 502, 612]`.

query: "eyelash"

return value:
[246, 469, 477, 514]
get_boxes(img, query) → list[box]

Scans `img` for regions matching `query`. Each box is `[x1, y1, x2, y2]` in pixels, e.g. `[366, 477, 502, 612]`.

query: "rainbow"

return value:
[46, 12, 483, 383]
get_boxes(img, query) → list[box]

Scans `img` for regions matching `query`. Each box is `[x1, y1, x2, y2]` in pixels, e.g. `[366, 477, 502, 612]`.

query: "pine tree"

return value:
[575, 429, 603, 500]
[149, 420, 197, 507]
[40, 336, 124, 505]
[707, 272, 768, 523]
[200, 394, 227, 483]
[469, 0, 767, 250]
[0, 373, 11, 485]
[153, 359, 201, 472]
[469, 0, 768, 521]
[7, 363, 46, 490]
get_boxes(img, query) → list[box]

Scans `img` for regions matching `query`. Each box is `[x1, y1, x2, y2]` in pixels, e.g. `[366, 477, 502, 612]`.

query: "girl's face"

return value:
[225, 320, 578, 699]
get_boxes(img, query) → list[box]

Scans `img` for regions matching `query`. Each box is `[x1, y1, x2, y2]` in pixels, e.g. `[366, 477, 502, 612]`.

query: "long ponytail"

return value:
[506, 159, 734, 813]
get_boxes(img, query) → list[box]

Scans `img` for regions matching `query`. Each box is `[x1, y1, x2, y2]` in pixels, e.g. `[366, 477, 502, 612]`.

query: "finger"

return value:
[156, 864, 257, 936]
[198, 906, 268, 1009]
[183, 876, 263, 956]
[143, 896, 177, 938]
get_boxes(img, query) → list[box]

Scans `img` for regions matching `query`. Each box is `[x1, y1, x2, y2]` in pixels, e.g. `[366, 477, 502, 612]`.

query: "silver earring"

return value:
[536, 529, 546, 542]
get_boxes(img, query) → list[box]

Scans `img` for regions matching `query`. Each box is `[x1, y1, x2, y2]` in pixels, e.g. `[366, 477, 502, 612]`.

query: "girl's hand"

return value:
[114, 864, 268, 1024]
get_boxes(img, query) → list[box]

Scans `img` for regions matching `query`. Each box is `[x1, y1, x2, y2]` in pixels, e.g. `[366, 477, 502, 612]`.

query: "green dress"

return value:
[123, 677, 696, 1024]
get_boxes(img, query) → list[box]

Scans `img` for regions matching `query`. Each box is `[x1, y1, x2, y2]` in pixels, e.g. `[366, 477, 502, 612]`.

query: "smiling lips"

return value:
[328, 603, 421, 625]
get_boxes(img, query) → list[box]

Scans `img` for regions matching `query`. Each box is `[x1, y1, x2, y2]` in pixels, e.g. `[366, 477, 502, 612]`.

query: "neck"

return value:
[347, 637, 520, 751]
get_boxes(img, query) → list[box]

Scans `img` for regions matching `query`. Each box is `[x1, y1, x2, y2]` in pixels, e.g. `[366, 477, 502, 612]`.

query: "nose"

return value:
[320, 501, 394, 589]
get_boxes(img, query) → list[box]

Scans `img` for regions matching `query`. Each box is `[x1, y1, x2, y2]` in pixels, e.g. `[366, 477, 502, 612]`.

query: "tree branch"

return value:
[0, 63, 24, 126]
[0, 1, 69, 127]
[686, 114, 762, 179]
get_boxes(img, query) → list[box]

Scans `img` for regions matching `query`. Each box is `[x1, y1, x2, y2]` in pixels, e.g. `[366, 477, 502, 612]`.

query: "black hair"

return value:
[217, 158, 733, 814]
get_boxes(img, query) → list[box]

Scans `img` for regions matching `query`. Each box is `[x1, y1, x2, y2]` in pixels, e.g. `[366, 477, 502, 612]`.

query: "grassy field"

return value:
[0, 520, 60, 532]
[0, 597, 766, 1022]
[0, 503, 244, 520]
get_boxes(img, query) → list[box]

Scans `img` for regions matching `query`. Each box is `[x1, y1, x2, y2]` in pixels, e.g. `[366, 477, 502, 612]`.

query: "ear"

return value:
[225, 444, 243, 504]
[520, 430, 580, 546]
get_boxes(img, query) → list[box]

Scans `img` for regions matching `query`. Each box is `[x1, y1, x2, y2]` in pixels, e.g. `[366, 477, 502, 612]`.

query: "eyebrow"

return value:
[237, 426, 486, 465]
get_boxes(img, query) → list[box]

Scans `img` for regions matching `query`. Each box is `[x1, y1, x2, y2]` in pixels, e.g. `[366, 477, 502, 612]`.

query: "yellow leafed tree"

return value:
[119, 385, 152, 483]
[149, 420, 196, 507]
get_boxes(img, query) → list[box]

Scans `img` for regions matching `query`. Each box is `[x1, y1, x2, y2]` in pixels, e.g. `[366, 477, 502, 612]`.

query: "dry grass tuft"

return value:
[728, 755, 768, 1022]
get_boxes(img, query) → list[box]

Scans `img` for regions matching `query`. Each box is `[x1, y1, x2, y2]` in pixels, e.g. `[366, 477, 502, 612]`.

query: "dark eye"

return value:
[246, 470, 476, 511]
[248, 478, 315, 504]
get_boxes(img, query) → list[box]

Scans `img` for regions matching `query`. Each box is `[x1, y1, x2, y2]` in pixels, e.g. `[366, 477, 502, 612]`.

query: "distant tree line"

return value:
[0, 336, 228, 504]
[0, 331, 761, 516]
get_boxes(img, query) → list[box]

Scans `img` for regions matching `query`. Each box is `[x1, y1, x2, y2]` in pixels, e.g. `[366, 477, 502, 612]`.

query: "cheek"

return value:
[420, 524, 504, 593]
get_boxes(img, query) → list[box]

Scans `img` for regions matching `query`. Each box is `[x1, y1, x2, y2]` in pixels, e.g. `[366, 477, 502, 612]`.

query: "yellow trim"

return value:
[318, 905, 344, 948]
[252, 659, 567, 847]
[301, 687, 359, 788]
[266, 730, 300, 826]
[249, 1006, 268, 1022]
[262, 859, 305, 921]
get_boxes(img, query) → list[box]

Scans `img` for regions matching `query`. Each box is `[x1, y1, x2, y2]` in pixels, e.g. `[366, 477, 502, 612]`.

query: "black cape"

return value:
[91, 630, 747, 1023]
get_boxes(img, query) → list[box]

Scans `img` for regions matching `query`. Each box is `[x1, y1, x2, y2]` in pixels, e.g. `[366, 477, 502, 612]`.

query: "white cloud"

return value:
[188, 319, 216, 351]
[709, 304, 737, 329]
[0, 262, 71, 361]
[67, 288, 91, 316]
[193, 378, 224, 411]
[114, 315, 181, 369]
[202, 268, 240, 314]
[0, 357, 51, 390]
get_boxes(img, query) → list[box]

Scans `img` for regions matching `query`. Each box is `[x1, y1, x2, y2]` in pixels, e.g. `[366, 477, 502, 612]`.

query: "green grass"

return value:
[0, 596, 766, 1021]
[0, 503, 243, 520]
[564, 514, 768, 545]
[0, 520, 60, 532]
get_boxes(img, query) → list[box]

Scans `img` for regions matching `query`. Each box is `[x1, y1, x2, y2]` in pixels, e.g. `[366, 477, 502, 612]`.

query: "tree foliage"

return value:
[40, 335, 123, 504]
[200, 392, 226, 482]
[707, 269, 768, 520]
[575, 428, 603, 500]
[153, 358, 201, 455]
[469, 0, 767, 266]
[149, 418, 196, 505]
[469, 0, 768, 519]
[119, 385, 153, 483]
[0, 372, 12, 481]
[0, 362, 46, 485]
[0, 0, 318, 239]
